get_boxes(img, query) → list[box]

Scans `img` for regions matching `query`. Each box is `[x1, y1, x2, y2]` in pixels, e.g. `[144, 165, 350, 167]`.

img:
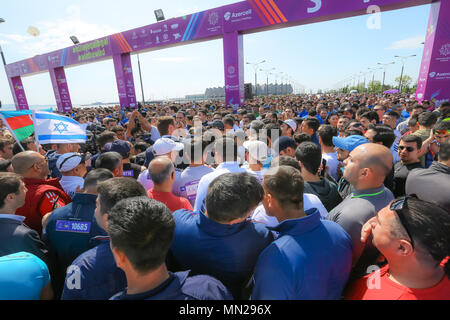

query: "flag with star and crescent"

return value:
[32, 111, 87, 144]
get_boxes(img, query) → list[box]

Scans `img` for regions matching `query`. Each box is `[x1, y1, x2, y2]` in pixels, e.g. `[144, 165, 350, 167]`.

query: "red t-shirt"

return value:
[345, 265, 450, 300]
[147, 190, 193, 213]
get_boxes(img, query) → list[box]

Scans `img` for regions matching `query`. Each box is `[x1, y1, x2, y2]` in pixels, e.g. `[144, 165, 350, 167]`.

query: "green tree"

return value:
[367, 80, 382, 93]
[394, 75, 413, 92]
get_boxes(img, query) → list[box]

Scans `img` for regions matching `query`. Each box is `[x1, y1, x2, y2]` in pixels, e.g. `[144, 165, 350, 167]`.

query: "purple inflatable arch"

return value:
[4, 0, 450, 111]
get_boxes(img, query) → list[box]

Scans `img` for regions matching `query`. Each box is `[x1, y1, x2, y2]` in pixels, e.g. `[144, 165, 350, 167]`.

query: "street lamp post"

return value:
[0, 18, 6, 66]
[377, 61, 395, 93]
[260, 67, 275, 96]
[246, 60, 266, 97]
[394, 54, 416, 93]
[137, 54, 145, 107]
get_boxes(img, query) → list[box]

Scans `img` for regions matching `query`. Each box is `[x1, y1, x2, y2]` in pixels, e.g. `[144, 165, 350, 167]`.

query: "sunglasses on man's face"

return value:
[398, 146, 415, 152]
[390, 197, 415, 248]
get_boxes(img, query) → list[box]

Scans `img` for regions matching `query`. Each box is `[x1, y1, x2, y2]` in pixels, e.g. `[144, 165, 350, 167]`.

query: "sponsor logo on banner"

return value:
[171, 24, 179, 29]
[225, 9, 253, 23]
[228, 66, 235, 74]
[226, 84, 239, 91]
[173, 33, 181, 40]
[139, 29, 147, 38]
[163, 25, 168, 32]
[163, 34, 169, 41]
[47, 55, 60, 65]
[206, 11, 221, 33]
[209, 12, 219, 25]
[429, 72, 450, 80]
[437, 43, 450, 62]
[417, 93, 423, 99]
[150, 28, 162, 34]
[440, 44, 450, 55]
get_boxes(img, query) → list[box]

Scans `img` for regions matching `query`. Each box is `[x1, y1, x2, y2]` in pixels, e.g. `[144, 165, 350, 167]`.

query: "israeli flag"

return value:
[32, 111, 87, 144]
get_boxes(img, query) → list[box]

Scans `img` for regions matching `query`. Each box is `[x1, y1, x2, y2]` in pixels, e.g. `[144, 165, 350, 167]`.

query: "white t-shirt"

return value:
[322, 152, 340, 181]
[176, 165, 214, 207]
[193, 162, 250, 212]
[250, 193, 329, 228]
[241, 164, 266, 184]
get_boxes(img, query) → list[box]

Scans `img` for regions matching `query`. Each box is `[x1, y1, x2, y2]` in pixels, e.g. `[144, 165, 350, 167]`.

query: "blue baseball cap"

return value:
[104, 140, 131, 158]
[272, 136, 297, 155]
[332, 135, 369, 152]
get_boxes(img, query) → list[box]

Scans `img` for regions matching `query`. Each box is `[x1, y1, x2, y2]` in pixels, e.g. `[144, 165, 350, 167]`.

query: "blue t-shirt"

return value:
[110, 271, 233, 300]
[169, 209, 273, 299]
[0, 252, 50, 300]
[251, 209, 353, 300]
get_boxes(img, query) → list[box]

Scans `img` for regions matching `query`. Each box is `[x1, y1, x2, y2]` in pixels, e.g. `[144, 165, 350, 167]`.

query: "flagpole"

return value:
[32, 110, 39, 152]
[0, 113, 25, 151]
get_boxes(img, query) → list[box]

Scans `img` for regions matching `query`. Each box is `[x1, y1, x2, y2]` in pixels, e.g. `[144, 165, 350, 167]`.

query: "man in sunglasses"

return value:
[346, 196, 450, 300]
[405, 141, 450, 213]
[393, 135, 423, 197]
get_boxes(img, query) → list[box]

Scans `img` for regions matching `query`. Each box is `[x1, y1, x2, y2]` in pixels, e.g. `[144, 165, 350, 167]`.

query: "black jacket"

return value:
[0, 216, 49, 264]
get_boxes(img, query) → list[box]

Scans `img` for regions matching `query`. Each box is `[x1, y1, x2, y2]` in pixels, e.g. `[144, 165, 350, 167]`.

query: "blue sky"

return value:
[0, 0, 430, 106]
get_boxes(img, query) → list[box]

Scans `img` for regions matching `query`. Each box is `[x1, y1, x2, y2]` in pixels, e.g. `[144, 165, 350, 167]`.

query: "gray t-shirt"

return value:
[175, 165, 214, 207]
[327, 185, 394, 278]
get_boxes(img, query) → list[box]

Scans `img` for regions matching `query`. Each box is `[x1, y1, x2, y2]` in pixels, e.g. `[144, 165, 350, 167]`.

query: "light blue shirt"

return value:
[193, 162, 250, 212]
[0, 214, 25, 223]
[0, 252, 50, 300]
[150, 126, 161, 141]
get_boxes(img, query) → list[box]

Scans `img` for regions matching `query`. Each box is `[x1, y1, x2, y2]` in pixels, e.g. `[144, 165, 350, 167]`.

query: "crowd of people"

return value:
[0, 92, 449, 300]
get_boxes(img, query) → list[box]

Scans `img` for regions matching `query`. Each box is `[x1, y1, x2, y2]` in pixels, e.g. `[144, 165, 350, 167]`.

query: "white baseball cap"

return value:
[152, 137, 184, 156]
[243, 140, 269, 162]
[56, 153, 86, 172]
[283, 119, 297, 132]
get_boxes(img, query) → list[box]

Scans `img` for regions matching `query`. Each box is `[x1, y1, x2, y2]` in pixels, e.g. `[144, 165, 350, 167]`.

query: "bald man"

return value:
[12, 151, 72, 235]
[327, 143, 394, 281]
[147, 157, 192, 212]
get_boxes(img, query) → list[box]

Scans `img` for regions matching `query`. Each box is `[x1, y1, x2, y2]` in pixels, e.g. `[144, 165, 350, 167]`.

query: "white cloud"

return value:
[151, 57, 196, 63]
[0, 33, 32, 43]
[386, 35, 425, 50]
[175, 6, 201, 17]
[0, 39, 10, 45]
[0, 5, 117, 56]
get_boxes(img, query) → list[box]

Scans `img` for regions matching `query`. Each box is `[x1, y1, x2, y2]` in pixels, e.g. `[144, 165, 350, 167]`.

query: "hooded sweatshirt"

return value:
[304, 178, 343, 212]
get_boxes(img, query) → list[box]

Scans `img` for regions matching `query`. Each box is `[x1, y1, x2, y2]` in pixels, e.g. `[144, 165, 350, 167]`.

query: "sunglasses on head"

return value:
[390, 196, 415, 248]
[434, 130, 450, 135]
[399, 146, 415, 152]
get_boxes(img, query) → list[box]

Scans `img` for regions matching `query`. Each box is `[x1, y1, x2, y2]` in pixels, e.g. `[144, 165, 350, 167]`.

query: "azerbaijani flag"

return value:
[0, 110, 34, 142]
